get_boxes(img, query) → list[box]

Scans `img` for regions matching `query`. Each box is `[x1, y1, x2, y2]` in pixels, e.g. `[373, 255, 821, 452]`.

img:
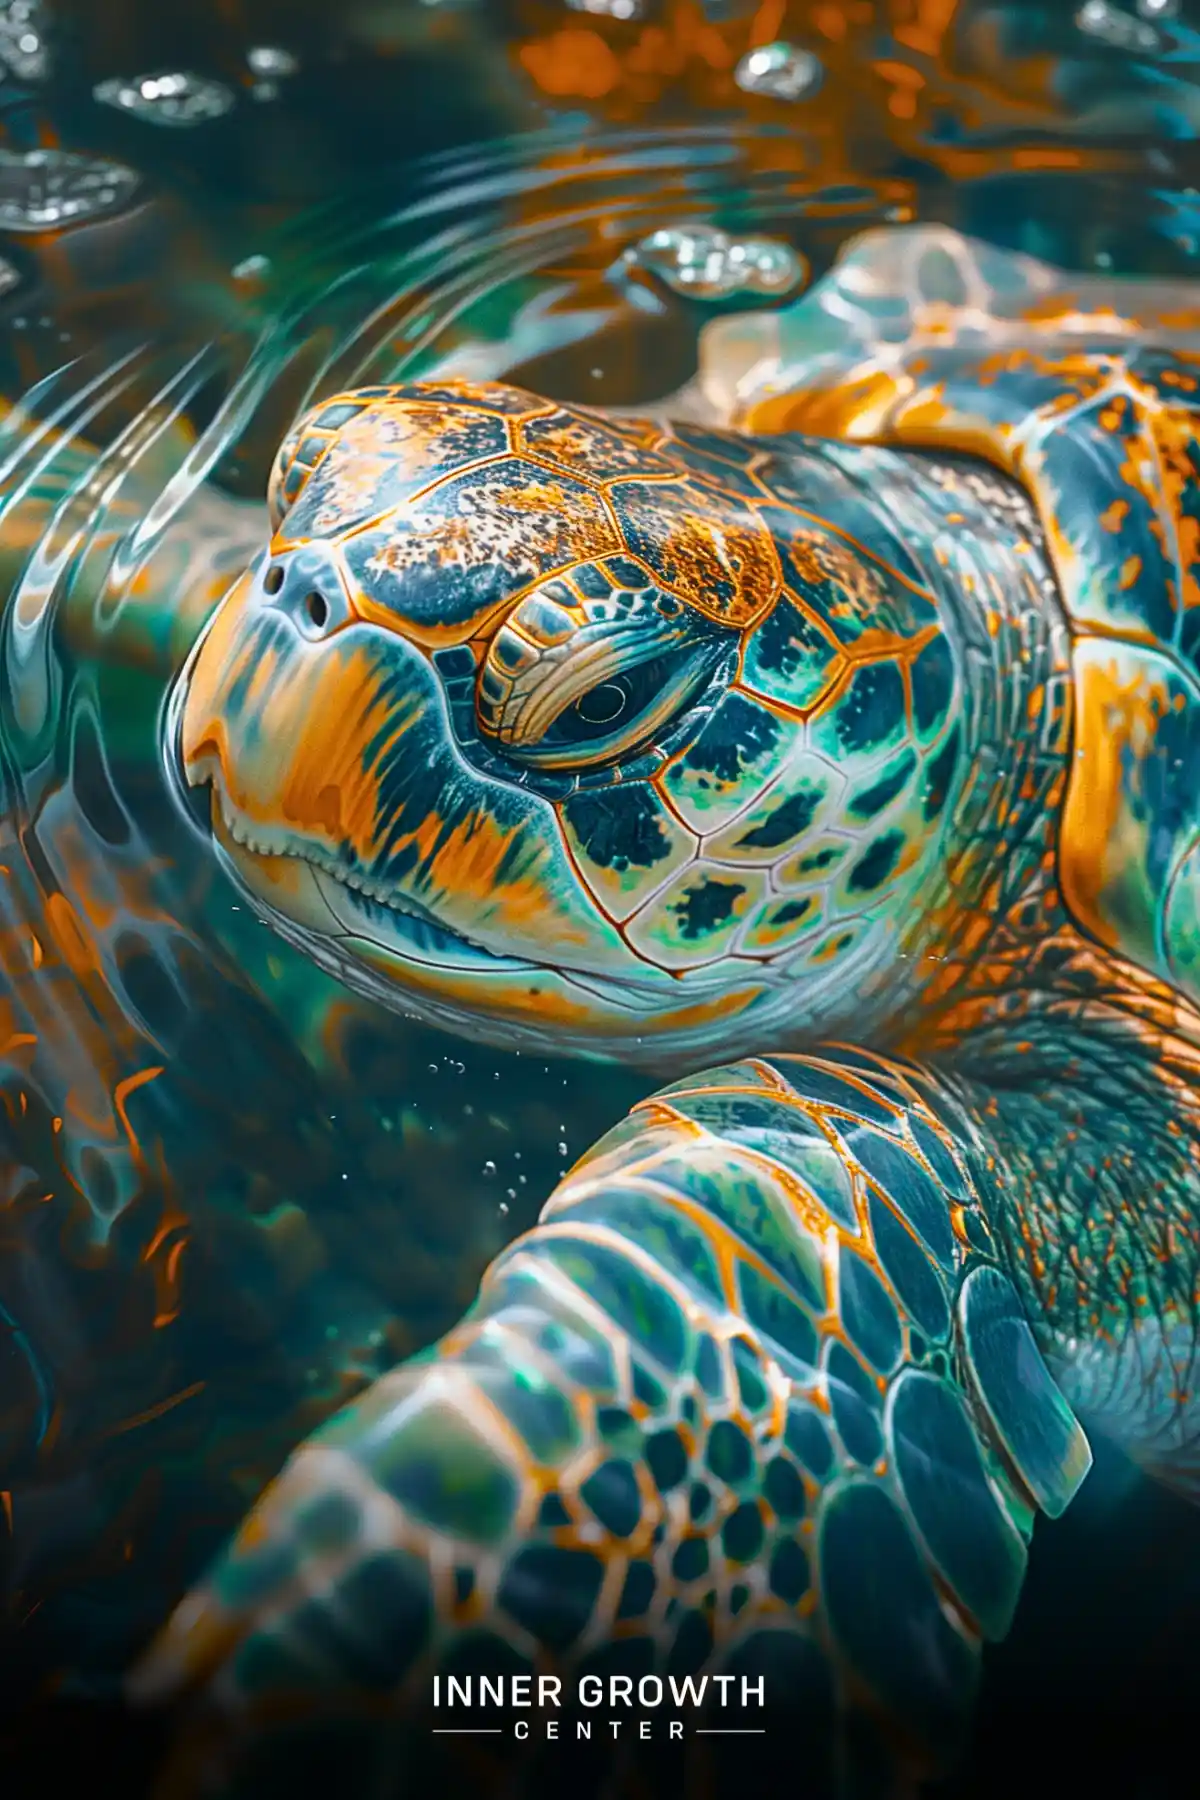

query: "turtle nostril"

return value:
[262, 545, 345, 636]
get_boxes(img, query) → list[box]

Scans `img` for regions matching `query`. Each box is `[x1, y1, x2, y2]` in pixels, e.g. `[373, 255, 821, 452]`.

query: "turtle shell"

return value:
[264, 377, 791, 646]
[706, 225, 1200, 1003]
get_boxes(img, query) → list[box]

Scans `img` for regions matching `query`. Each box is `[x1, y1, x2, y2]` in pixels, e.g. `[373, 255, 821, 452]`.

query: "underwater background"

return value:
[0, 1, 1195, 1793]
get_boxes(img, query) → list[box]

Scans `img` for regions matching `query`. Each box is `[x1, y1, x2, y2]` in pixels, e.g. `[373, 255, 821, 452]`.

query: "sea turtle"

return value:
[28, 224, 1200, 1790]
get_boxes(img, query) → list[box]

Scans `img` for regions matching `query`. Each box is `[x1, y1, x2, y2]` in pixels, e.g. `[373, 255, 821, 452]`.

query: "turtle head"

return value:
[178, 381, 964, 1066]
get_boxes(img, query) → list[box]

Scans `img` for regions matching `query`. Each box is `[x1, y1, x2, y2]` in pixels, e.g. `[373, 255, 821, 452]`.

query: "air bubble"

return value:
[734, 41, 823, 101]
[567, 0, 645, 16]
[248, 45, 299, 77]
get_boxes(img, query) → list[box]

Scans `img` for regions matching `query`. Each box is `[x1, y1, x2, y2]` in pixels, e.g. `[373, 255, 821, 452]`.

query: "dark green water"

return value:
[0, 2, 1197, 1793]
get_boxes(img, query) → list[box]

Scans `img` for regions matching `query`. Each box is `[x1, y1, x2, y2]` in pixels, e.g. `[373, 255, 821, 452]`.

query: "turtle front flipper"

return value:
[698, 222, 1200, 434]
[130, 1048, 1090, 1798]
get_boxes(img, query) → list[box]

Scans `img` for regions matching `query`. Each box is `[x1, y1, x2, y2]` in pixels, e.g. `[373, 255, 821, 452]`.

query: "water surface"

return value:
[0, 2, 1198, 1790]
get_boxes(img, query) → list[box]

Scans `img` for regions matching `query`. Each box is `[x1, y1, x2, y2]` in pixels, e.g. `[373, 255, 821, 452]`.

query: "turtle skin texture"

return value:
[130, 230, 1200, 1798]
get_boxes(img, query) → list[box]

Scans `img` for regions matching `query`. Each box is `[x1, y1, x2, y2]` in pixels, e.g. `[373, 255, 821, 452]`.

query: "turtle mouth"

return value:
[165, 647, 531, 971]
[211, 791, 534, 972]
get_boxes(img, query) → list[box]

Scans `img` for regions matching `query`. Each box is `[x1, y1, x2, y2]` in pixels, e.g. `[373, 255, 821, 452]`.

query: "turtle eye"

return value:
[479, 646, 716, 771]
[477, 634, 720, 772]
[474, 573, 728, 771]
[561, 661, 663, 742]
[530, 653, 706, 764]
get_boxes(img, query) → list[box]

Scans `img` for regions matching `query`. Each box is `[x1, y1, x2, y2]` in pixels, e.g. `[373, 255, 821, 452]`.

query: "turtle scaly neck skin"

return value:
[852, 450, 1200, 1488]
[761, 441, 1076, 1046]
[945, 1007, 1200, 1497]
[741, 442, 1200, 1489]
[914, 761, 1200, 1491]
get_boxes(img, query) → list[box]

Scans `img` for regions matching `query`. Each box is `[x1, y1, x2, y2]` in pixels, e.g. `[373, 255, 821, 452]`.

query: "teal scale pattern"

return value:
[153, 1049, 1092, 1792]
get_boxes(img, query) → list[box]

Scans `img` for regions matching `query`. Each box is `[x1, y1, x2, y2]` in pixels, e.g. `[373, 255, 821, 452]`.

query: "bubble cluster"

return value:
[247, 43, 299, 104]
[93, 70, 236, 127]
[628, 222, 807, 301]
[1074, 0, 1163, 51]
[0, 147, 140, 231]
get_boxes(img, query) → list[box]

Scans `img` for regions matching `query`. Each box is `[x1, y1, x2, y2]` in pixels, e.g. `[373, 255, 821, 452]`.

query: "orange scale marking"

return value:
[515, 410, 679, 485]
[608, 476, 782, 629]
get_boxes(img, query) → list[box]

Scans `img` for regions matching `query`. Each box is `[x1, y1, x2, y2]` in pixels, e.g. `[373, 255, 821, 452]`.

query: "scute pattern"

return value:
[340, 457, 622, 642]
[138, 1050, 1091, 1795]
[704, 223, 1200, 1006]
